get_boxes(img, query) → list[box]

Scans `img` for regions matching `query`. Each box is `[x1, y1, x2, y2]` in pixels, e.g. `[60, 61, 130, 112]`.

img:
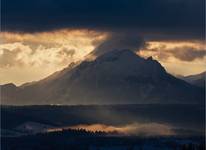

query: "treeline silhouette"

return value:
[39, 128, 119, 137]
[1, 128, 205, 150]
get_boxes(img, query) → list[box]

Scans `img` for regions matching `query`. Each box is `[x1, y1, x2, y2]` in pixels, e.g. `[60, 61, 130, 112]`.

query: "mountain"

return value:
[179, 71, 205, 88]
[1, 49, 204, 105]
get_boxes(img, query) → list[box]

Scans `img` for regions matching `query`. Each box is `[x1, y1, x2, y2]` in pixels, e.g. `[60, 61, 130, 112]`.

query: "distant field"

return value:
[1, 104, 205, 137]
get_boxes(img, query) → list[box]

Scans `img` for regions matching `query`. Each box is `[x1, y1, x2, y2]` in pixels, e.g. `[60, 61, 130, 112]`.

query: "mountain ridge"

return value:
[1, 49, 204, 105]
[178, 71, 205, 88]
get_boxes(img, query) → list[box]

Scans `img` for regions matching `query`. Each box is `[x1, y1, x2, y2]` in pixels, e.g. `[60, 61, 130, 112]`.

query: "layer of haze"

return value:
[0, 29, 205, 85]
[46, 123, 175, 136]
[69, 123, 175, 136]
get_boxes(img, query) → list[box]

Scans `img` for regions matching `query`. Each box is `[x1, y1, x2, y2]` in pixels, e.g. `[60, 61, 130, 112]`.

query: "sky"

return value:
[0, 0, 205, 85]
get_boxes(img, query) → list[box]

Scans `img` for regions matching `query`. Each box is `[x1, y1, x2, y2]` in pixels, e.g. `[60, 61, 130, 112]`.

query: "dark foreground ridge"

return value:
[2, 131, 205, 150]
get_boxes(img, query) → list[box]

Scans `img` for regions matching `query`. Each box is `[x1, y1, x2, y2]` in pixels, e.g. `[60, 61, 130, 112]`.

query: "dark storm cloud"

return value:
[1, 0, 205, 40]
[92, 32, 146, 56]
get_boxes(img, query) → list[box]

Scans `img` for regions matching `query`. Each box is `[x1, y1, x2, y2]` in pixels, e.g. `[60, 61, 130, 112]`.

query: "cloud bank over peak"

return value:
[91, 32, 146, 57]
[1, 0, 205, 84]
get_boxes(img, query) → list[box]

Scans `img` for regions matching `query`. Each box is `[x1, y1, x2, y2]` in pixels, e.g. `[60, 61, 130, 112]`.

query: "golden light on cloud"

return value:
[138, 41, 206, 76]
[0, 30, 205, 85]
[0, 29, 108, 85]
[1, 29, 106, 46]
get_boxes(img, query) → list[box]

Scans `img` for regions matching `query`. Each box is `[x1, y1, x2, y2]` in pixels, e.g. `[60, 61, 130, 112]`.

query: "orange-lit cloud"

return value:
[138, 41, 206, 75]
[0, 29, 108, 85]
[0, 30, 205, 85]
[0, 29, 107, 67]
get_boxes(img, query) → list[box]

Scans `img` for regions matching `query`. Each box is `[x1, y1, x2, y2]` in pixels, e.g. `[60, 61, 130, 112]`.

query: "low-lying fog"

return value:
[55, 123, 175, 136]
